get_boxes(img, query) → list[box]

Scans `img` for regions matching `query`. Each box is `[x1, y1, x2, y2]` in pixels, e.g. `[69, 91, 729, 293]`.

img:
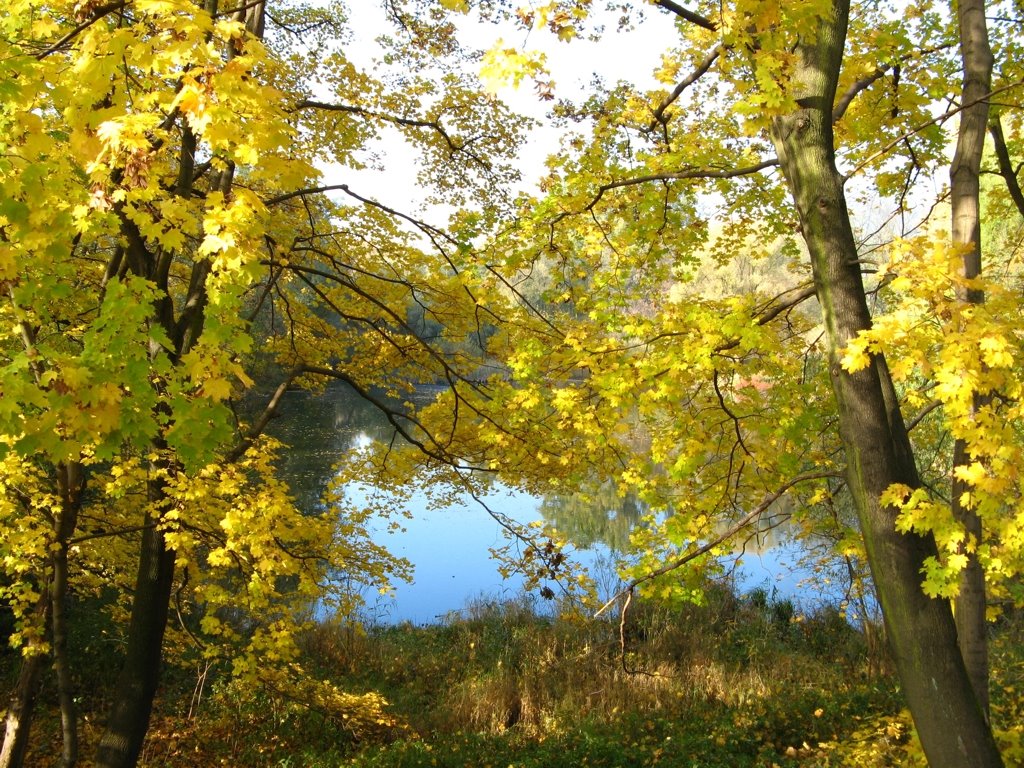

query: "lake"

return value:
[265, 382, 831, 624]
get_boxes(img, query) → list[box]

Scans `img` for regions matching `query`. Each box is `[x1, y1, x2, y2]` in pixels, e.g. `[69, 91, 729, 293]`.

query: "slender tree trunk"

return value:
[768, 2, 1001, 765]
[1, 461, 84, 768]
[987, 117, 1024, 218]
[51, 545, 79, 768]
[53, 462, 85, 768]
[950, 0, 994, 718]
[0, 595, 49, 768]
[94, 463, 177, 768]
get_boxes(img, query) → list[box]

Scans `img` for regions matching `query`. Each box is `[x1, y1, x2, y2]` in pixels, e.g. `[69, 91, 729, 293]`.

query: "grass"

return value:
[5, 583, 1023, 767]
[312, 588, 908, 767]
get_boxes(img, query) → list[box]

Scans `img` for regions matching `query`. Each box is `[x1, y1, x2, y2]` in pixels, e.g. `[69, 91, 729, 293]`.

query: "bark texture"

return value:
[0, 596, 48, 768]
[950, 0, 993, 718]
[768, 2, 1002, 765]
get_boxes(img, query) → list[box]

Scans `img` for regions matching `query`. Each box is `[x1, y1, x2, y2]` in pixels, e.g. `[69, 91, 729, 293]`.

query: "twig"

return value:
[36, 1, 128, 59]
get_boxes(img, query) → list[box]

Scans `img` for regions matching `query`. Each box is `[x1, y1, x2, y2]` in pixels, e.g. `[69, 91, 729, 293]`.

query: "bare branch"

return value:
[295, 100, 490, 169]
[988, 115, 1024, 219]
[299, 364, 493, 472]
[263, 184, 352, 208]
[653, 0, 717, 31]
[223, 366, 305, 463]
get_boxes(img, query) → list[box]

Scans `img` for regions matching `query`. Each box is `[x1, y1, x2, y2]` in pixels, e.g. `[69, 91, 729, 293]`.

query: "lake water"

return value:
[266, 382, 830, 624]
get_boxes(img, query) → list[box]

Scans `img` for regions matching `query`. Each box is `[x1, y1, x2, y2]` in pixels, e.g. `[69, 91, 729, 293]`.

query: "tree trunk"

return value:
[768, 2, 1002, 765]
[1, 461, 84, 768]
[950, 0, 994, 718]
[0, 596, 49, 768]
[53, 462, 84, 768]
[94, 475, 177, 768]
[51, 544, 79, 768]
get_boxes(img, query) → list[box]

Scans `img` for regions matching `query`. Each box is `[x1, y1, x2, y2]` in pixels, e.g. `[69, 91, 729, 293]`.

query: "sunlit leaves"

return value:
[480, 44, 549, 93]
[0, 452, 54, 652]
[844, 231, 1024, 603]
[429, 0, 1017, 621]
[0, 1, 519, 727]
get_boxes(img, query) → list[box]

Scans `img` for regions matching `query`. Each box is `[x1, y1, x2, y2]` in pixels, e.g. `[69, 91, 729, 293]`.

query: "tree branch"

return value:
[551, 158, 779, 228]
[832, 42, 957, 124]
[594, 470, 840, 617]
[649, 44, 722, 132]
[223, 366, 305, 463]
[36, 1, 128, 59]
[652, 0, 717, 31]
[262, 184, 352, 207]
[849, 78, 1024, 178]
[750, 283, 818, 328]
[832, 65, 892, 123]
[295, 100, 490, 169]
[69, 523, 155, 546]
[988, 115, 1024, 219]
[298, 364, 492, 472]
[905, 398, 942, 433]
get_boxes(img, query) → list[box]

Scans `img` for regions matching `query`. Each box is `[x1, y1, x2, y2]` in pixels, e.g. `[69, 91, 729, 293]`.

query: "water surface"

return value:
[266, 382, 827, 624]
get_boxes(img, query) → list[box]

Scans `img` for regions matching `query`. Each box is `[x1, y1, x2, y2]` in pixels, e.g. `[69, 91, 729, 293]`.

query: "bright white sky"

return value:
[325, 3, 680, 215]
[321, 3, 943, 245]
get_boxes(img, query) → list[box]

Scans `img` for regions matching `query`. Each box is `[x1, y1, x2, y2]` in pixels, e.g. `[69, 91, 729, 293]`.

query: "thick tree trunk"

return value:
[768, 2, 1001, 765]
[94, 481, 177, 768]
[950, 0, 993, 718]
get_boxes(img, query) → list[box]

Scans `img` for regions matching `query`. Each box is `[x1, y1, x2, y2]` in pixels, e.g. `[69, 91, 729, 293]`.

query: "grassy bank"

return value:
[6, 584, 1024, 766]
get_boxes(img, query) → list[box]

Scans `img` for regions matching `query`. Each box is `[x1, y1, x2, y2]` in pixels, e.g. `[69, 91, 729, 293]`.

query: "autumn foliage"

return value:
[2, 0, 1024, 766]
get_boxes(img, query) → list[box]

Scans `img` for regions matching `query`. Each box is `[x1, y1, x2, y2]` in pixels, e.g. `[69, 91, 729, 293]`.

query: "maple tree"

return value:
[406, 0, 1024, 766]
[0, 1, 526, 767]
[2, 0, 1024, 766]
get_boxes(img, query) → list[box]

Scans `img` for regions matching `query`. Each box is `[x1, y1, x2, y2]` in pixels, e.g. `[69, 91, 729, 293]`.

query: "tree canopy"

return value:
[2, 0, 1024, 766]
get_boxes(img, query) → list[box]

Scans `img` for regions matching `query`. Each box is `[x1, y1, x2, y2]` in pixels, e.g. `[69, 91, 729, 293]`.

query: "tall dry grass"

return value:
[298, 584, 875, 740]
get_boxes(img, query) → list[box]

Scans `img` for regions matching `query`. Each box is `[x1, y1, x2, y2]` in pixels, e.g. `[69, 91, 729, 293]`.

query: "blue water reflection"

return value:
[350, 484, 550, 624]
[266, 382, 832, 625]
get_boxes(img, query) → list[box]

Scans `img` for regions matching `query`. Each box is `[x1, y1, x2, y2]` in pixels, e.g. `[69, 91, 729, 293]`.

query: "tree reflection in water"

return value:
[255, 382, 823, 622]
[539, 481, 645, 554]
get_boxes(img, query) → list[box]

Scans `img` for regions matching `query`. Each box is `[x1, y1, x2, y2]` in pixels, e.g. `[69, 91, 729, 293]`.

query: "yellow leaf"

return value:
[840, 337, 871, 373]
[953, 461, 987, 487]
[202, 377, 233, 401]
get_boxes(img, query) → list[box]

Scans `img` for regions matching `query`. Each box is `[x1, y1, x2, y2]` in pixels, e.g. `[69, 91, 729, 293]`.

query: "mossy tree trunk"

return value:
[768, 2, 1002, 765]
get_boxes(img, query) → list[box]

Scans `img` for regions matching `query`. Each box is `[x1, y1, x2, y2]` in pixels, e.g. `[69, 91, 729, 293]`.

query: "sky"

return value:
[291, 5, 873, 623]
[322, 3, 681, 215]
